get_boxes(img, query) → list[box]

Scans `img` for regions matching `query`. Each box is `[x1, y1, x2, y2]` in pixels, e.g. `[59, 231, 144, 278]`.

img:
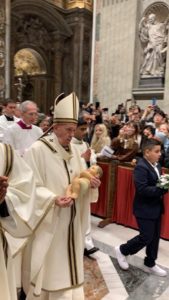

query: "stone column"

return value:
[90, 0, 96, 103]
[77, 19, 85, 99]
[66, 9, 92, 102]
[52, 31, 64, 97]
[0, 0, 5, 102]
[5, 0, 11, 99]
[73, 19, 85, 99]
[0, 0, 11, 102]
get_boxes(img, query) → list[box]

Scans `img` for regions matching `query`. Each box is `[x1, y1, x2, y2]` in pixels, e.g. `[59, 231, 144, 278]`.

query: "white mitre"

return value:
[53, 92, 79, 124]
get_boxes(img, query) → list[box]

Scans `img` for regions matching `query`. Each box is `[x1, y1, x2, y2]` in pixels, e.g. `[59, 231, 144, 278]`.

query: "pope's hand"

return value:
[90, 177, 101, 189]
[55, 196, 74, 207]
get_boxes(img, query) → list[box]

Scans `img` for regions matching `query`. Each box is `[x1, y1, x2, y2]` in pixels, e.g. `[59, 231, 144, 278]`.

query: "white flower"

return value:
[157, 174, 169, 189]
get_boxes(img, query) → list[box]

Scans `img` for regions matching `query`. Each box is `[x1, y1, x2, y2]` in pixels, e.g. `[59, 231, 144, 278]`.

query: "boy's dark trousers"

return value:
[120, 216, 161, 267]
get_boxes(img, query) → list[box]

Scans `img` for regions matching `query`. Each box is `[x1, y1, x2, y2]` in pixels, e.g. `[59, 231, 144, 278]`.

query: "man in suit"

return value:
[115, 138, 167, 276]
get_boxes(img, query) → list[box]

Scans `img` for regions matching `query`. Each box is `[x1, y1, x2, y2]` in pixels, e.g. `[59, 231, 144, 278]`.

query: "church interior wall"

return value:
[93, 0, 138, 114]
[93, 0, 169, 114]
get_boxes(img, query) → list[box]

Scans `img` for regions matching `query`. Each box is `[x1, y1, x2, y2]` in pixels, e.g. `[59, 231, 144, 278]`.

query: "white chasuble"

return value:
[24, 133, 98, 298]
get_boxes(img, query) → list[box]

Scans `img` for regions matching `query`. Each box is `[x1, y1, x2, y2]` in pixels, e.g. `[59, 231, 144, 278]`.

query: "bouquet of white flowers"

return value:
[157, 174, 169, 190]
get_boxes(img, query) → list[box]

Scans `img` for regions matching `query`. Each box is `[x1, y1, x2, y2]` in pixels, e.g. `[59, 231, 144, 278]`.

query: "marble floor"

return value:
[84, 216, 169, 300]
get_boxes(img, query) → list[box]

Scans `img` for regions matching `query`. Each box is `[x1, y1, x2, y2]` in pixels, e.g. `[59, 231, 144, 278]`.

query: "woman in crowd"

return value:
[91, 123, 111, 156]
[140, 125, 156, 149]
[158, 123, 169, 153]
[111, 121, 139, 162]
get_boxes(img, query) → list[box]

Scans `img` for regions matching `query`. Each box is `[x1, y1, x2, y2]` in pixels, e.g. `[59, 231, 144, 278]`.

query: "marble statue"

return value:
[0, 51, 4, 68]
[139, 13, 169, 77]
[0, 8, 5, 33]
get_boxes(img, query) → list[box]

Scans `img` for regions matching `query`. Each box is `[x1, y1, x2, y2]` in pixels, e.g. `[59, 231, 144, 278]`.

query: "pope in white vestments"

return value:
[24, 93, 100, 300]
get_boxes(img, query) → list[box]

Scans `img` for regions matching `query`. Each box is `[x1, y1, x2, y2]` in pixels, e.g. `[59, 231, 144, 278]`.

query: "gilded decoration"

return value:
[14, 48, 46, 76]
[66, 0, 92, 11]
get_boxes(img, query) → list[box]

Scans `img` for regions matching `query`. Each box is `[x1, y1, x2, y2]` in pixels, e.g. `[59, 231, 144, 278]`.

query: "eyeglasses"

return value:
[26, 112, 38, 116]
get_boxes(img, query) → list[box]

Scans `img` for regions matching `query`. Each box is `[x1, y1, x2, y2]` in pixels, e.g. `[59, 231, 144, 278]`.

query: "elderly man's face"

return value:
[22, 104, 38, 125]
[53, 123, 77, 147]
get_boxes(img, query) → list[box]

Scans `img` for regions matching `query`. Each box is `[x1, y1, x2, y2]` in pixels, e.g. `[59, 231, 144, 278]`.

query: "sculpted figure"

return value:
[66, 164, 103, 199]
[0, 51, 4, 68]
[14, 77, 25, 102]
[139, 13, 169, 76]
[0, 9, 5, 32]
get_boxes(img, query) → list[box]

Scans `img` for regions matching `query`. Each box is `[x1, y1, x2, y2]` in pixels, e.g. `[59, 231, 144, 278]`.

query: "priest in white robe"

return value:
[71, 117, 99, 256]
[24, 92, 100, 300]
[4, 101, 42, 157]
[0, 143, 51, 300]
[0, 99, 19, 142]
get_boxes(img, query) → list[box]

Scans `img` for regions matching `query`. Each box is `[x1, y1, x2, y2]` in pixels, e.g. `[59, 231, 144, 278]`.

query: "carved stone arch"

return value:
[11, 0, 73, 63]
[144, 1, 169, 21]
[11, 0, 74, 112]
[11, 0, 72, 37]
[10, 0, 92, 110]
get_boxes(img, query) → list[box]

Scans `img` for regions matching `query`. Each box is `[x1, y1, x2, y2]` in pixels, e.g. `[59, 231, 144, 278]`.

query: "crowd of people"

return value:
[77, 99, 169, 168]
[1, 98, 169, 167]
[0, 94, 168, 300]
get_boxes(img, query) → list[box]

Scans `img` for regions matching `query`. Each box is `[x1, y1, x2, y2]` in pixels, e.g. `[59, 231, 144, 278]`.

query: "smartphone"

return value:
[151, 98, 157, 106]
[95, 101, 100, 109]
